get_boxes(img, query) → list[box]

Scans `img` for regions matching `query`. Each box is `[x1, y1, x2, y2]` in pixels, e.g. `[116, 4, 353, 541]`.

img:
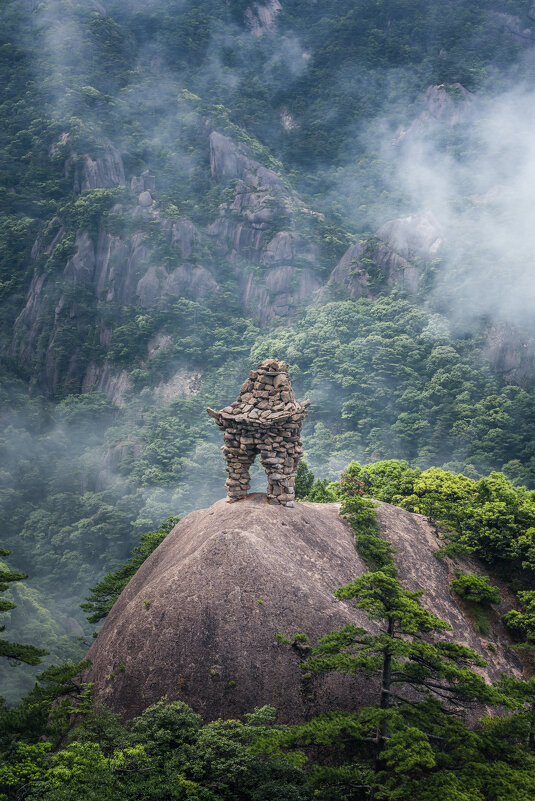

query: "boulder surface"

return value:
[86, 496, 523, 721]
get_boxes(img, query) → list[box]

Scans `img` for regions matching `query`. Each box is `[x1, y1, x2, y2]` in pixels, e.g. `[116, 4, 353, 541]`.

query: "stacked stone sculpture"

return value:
[207, 359, 310, 506]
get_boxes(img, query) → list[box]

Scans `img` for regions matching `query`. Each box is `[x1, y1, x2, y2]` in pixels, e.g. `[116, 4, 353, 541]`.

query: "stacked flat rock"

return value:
[207, 359, 310, 506]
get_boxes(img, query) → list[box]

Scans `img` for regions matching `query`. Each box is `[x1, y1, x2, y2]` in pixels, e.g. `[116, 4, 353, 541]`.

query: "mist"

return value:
[327, 62, 535, 329]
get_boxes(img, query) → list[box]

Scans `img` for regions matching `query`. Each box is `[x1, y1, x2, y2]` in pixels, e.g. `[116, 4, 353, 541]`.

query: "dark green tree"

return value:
[295, 461, 315, 500]
[497, 675, 535, 751]
[0, 549, 47, 666]
[81, 518, 179, 624]
[305, 572, 501, 743]
[307, 479, 338, 503]
[502, 590, 535, 645]
[450, 572, 501, 606]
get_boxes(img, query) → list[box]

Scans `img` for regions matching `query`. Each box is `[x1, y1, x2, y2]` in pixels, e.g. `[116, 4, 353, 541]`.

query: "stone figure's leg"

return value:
[223, 429, 255, 502]
[259, 426, 298, 506]
[257, 434, 282, 503]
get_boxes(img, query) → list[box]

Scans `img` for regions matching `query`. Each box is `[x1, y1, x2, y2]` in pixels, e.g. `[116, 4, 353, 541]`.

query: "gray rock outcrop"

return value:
[393, 83, 472, 146]
[245, 0, 282, 36]
[328, 212, 442, 299]
[10, 215, 218, 394]
[85, 497, 523, 722]
[11, 127, 328, 394]
[64, 139, 126, 193]
[483, 321, 535, 386]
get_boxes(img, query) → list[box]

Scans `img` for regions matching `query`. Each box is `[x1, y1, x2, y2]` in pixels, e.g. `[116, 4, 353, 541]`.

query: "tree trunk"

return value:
[379, 619, 394, 744]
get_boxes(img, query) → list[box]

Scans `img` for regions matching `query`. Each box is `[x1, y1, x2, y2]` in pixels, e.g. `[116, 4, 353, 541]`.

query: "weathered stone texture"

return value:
[207, 359, 309, 506]
[85, 497, 523, 723]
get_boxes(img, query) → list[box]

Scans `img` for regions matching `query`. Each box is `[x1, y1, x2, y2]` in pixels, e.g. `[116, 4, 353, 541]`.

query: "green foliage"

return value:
[338, 474, 395, 574]
[275, 633, 291, 646]
[450, 572, 502, 606]
[306, 760, 373, 801]
[0, 549, 47, 667]
[294, 461, 315, 500]
[1, 674, 534, 801]
[258, 696, 535, 800]
[361, 461, 535, 590]
[356, 460, 422, 504]
[338, 471, 365, 498]
[81, 517, 179, 623]
[306, 571, 502, 729]
[0, 694, 309, 801]
[0, 659, 92, 765]
[398, 467, 477, 530]
[307, 479, 339, 503]
[382, 725, 436, 775]
[503, 591, 535, 644]
[254, 299, 535, 487]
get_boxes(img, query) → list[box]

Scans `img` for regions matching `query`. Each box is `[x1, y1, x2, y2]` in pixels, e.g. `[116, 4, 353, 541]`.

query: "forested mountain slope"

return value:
[2, 0, 535, 699]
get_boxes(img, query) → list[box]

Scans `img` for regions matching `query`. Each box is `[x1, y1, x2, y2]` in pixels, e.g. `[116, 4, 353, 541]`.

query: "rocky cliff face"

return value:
[8, 109, 532, 398]
[328, 212, 442, 298]
[483, 321, 535, 386]
[393, 83, 473, 146]
[245, 0, 282, 36]
[85, 496, 522, 722]
[10, 205, 216, 394]
[10, 128, 326, 394]
[207, 131, 322, 324]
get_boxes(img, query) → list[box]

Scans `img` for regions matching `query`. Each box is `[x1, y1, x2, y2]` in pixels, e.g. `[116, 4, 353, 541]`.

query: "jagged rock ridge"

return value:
[10, 95, 535, 397]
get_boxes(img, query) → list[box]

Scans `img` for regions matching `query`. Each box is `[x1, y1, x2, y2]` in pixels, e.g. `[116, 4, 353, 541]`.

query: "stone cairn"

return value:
[207, 359, 310, 506]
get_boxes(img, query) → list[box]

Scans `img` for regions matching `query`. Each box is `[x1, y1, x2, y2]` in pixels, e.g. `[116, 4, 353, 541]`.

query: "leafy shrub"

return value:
[502, 591, 535, 643]
[450, 573, 501, 606]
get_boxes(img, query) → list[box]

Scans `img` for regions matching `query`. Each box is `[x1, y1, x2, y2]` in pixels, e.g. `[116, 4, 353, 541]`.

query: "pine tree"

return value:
[305, 571, 501, 743]
[0, 548, 47, 665]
